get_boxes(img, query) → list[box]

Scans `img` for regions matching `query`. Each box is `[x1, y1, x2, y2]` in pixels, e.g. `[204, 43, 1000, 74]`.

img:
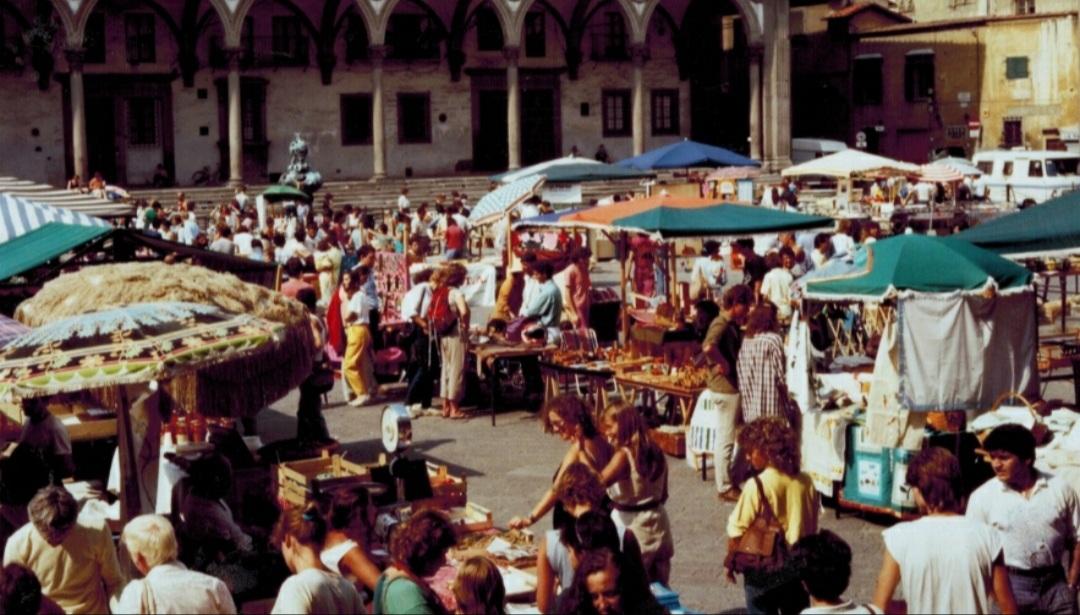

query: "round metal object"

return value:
[381, 404, 413, 454]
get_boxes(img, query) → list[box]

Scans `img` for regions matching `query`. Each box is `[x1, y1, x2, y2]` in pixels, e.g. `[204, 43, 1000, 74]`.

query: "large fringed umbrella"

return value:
[0, 302, 283, 400]
[14, 262, 314, 418]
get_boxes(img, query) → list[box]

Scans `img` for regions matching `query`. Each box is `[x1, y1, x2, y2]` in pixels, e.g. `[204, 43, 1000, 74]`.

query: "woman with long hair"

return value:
[559, 548, 665, 615]
[598, 403, 675, 585]
[271, 505, 364, 614]
[724, 418, 820, 615]
[317, 486, 382, 592]
[452, 557, 506, 615]
[509, 395, 613, 532]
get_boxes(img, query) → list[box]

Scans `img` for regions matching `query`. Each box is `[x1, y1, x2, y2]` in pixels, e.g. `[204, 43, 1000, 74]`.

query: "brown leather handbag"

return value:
[725, 475, 789, 576]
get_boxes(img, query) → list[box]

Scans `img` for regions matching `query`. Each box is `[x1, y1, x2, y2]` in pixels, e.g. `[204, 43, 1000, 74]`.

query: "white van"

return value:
[971, 150, 1080, 206]
[792, 138, 848, 165]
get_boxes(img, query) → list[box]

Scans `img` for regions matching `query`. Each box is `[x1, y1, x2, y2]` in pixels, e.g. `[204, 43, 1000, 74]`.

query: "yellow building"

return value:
[849, 9, 1080, 162]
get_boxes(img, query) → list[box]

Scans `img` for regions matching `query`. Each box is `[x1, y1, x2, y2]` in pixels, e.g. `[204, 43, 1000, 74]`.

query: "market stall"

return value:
[0, 301, 290, 523]
[781, 149, 920, 218]
[797, 234, 1038, 517]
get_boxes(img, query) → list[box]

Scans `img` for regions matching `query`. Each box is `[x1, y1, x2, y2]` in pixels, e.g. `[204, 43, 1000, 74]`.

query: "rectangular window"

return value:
[128, 97, 157, 146]
[125, 14, 156, 63]
[525, 12, 546, 58]
[1005, 56, 1029, 80]
[853, 56, 883, 105]
[904, 53, 934, 102]
[1003, 161, 1014, 176]
[650, 89, 679, 136]
[241, 18, 255, 65]
[475, 6, 503, 51]
[1028, 160, 1043, 177]
[602, 12, 627, 60]
[84, 13, 106, 63]
[397, 93, 431, 143]
[387, 14, 439, 60]
[271, 16, 308, 65]
[1003, 118, 1023, 148]
[340, 93, 373, 145]
[1015, 0, 1035, 14]
[242, 88, 265, 142]
[602, 89, 631, 137]
[344, 15, 369, 63]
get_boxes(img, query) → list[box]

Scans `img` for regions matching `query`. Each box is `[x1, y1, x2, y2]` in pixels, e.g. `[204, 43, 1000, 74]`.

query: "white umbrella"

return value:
[491, 155, 601, 184]
[469, 175, 545, 226]
[781, 150, 919, 178]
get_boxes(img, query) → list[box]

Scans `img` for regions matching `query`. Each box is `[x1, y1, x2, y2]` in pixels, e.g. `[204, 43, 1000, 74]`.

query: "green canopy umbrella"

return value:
[611, 203, 834, 238]
[262, 184, 312, 203]
[954, 192, 1080, 257]
[0, 223, 111, 282]
[805, 234, 1033, 300]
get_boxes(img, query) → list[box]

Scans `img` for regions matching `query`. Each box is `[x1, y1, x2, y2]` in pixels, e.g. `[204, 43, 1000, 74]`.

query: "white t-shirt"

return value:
[761, 267, 795, 320]
[270, 568, 364, 615]
[882, 515, 1003, 615]
[347, 292, 373, 325]
[233, 232, 254, 257]
[114, 562, 236, 614]
[801, 601, 881, 614]
[397, 194, 411, 212]
[830, 233, 855, 258]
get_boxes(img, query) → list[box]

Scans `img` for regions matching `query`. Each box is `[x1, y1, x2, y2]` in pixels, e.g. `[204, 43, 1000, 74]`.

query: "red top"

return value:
[445, 225, 465, 250]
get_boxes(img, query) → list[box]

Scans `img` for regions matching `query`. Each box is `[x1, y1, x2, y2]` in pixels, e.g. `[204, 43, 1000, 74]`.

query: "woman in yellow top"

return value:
[724, 417, 819, 615]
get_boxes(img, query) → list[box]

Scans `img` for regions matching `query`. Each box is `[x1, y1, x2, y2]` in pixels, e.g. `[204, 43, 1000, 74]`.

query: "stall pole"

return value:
[618, 232, 630, 344]
[116, 386, 141, 522]
[667, 241, 678, 311]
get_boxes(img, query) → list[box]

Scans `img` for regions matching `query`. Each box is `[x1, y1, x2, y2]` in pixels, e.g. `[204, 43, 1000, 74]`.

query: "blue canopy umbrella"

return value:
[616, 139, 760, 170]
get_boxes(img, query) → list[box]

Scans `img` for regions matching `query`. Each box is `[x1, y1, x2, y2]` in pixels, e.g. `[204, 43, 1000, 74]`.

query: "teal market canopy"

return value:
[804, 234, 1033, 300]
[0, 193, 111, 244]
[954, 191, 1080, 257]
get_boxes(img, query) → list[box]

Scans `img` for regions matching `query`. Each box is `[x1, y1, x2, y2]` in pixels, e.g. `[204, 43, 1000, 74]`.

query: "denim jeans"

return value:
[1005, 567, 1077, 615]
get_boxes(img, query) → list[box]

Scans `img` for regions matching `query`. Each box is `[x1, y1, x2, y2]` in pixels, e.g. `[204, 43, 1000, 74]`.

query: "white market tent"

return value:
[781, 150, 919, 179]
[0, 176, 132, 218]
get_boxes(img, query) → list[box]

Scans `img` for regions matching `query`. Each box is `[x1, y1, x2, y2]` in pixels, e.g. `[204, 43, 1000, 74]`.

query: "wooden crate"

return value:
[276, 451, 373, 507]
[428, 462, 468, 509]
[411, 502, 493, 535]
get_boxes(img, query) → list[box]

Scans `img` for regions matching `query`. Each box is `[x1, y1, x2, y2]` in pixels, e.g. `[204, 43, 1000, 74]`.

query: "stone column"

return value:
[748, 47, 763, 163]
[505, 46, 521, 170]
[226, 47, 244, 186]
[65, 49, 88, 181]
[631, 43, 648, 156]
[371, 45, 387, 180]
[762, 0, 792, 171]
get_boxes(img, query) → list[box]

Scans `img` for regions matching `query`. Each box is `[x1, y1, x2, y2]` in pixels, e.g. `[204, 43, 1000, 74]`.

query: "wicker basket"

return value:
[976, 392, 1049, 450]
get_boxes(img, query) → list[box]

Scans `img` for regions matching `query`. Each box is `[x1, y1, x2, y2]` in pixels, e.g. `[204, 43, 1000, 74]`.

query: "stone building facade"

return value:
[0, 0, 797, 187]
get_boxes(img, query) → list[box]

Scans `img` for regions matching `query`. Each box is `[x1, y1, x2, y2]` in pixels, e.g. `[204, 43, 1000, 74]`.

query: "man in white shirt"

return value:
[690, 240, 727, 301]
[208, 226, 235, 255]
[761, 248, 796, 322]
[518, 200, 541, 219]
[967, 424, 1080, 614]
[115, 514, 236, 614]
[914, 180, 932, 204]
[397, 187, 411, 213]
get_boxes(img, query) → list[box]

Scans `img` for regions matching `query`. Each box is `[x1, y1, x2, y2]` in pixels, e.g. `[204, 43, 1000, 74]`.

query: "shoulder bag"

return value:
[725, 475, 789, 576]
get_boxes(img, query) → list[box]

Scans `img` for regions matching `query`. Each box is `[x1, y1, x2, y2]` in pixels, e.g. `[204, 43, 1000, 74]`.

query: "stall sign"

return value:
[542, 183, 583, 205]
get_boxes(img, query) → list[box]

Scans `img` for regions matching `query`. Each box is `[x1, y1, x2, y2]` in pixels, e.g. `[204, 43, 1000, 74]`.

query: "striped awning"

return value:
[469, 175, 545, 226]
[0, 193, 112, 244]
[0, 176, 132, 218]
[919, 163, 965, 184]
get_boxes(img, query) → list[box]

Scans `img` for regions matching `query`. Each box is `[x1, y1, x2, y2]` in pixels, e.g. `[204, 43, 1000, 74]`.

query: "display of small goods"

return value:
[164, 411, 232, 445]
[622, 364, 709, 390]
[452, 528, 538, 567]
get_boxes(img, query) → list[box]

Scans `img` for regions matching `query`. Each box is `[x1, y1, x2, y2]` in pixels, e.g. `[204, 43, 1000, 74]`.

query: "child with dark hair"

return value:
[559, 548, 665, 615]
[793, 530, 879, 614]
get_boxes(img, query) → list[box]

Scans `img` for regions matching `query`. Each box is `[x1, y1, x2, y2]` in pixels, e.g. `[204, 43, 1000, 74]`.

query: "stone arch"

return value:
[72, 0, 183, 50]
[374, 0, 452, 47]
[641, 0, 761, 47]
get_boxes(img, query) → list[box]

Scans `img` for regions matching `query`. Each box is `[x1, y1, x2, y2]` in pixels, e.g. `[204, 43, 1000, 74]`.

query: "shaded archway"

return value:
[678, 0, 750, 153]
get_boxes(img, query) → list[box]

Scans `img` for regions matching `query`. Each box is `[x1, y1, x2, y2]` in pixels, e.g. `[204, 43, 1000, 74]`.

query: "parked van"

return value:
[971, 150, 1080, 206]
[792, 138, 848, 165]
